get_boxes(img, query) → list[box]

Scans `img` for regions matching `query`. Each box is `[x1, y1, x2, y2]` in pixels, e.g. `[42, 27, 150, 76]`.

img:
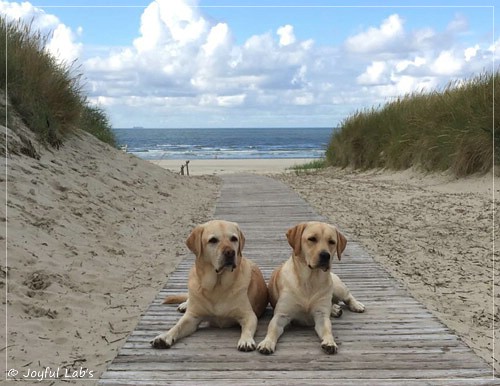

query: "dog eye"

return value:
[208, 237, 218, 244]
[230, 236, 238, 242]
[307, 236, 317, 243]
[329, 240, 336, 245]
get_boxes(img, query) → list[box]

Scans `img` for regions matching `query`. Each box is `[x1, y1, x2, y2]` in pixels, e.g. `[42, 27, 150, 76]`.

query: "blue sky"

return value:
[1, 0, 498, 128]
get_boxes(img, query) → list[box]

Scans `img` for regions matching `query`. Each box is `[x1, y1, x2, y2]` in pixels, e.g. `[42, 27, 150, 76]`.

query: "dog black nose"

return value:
[319, 251, 331, 264]
[222, 249, 236, 271]
[224, 249, 235, 259]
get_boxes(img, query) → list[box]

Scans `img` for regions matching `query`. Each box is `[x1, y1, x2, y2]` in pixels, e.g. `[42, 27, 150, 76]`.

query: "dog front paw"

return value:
[237, 337, 256, 352]
[257, 339, 276, 355]
[321, 340, 338, 354]
[150, 334, 174, 349]
[348, 299, 365, 313]
[330, 303, 343, 318]
[177, 301, 188, 313]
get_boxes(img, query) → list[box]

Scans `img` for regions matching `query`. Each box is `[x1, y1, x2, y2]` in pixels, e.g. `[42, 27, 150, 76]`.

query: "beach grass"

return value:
[0, 18, 116, 148]
[326, 71, 498, 176]
[288, 158, 327, 174]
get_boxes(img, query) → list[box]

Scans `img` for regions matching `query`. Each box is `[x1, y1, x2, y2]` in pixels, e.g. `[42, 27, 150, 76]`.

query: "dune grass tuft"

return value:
[0, 17, 116, 148]
[288, 158, 327, 174]
[326, 71, 498, 176]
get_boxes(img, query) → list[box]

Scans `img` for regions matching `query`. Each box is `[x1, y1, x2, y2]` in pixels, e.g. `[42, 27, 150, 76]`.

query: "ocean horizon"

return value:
[113, 127, 334, 160]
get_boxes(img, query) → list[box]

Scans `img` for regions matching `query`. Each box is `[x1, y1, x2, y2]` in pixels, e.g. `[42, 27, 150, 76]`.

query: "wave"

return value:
[130, 148, 326, 160]
[115, 127, 332, 160]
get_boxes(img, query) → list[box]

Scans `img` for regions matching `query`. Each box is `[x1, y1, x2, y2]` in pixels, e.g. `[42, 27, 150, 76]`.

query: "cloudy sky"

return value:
[1, 0, 498, 128]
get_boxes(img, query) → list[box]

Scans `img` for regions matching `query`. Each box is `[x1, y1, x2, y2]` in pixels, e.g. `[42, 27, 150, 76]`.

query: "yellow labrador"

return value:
[257, 221, 365, 355]
[151, 220, 268, 351]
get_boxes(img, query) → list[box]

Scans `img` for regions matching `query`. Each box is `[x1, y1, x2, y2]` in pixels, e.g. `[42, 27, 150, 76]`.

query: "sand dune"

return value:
[2, 128, 219, 382]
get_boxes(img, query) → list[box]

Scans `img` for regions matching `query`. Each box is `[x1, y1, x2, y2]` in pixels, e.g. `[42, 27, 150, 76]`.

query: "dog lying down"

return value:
[150, 220, 268, 352]
[257, 221, 365, 355]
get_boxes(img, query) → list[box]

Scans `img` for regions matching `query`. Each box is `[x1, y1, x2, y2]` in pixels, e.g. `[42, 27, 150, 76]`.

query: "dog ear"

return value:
[286, 223, 307, 256]
[186, 224, 204, 257]
[237, 227, 245, 257]
[336, 230, 347, 261]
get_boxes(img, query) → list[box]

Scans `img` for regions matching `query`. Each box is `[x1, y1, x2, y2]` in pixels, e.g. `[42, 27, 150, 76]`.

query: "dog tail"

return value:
[163, 294, 188, 304]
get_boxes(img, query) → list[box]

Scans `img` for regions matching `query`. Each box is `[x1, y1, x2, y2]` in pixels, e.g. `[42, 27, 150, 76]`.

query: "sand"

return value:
[2, 126, 219, 382]
[3, 123, 498, 383]
[151, 158, 315, 175]
[277, 167, 499, 373]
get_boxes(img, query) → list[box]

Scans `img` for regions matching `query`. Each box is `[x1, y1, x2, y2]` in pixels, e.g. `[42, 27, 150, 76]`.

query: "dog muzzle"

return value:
[216, 251, 237, 273]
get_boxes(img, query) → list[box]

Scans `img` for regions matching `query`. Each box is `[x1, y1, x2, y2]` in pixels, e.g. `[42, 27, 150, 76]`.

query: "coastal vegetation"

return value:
[0, 18, 116, 150]
[326, 71, 498, 176]
[288, 158, 327, 174]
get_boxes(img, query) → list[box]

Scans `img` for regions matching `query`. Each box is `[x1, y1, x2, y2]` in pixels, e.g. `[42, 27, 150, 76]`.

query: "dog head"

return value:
[186, 220, 245, 274]
[286, 221, 346, 272]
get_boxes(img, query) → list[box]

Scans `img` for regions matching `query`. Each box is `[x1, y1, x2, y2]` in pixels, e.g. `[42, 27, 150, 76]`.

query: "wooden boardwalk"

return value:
[99, 174, 496, 385]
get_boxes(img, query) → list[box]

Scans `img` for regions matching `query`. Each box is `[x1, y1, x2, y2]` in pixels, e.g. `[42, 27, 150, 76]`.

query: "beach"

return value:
[277, 167, 499, 373]
[3, 128, 219, 382]
[3, 134, 499, 382]
[150, 158, 315, 175]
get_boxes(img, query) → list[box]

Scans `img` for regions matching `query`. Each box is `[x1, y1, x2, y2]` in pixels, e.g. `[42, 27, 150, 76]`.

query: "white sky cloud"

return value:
[357, 62, 388, 85]
[45, 23, 82, 64]
[0, 0, 58, 27]
[202, 23, 231, 57]
[345, 14, 404, 54]
[464, 45, 480, 62]
[1, 0, 496, 128]
[277, 24, 296, 47]
[0, 0, 82, 64]
[431, 50, 463, 75]
[488, 38, 500, 59]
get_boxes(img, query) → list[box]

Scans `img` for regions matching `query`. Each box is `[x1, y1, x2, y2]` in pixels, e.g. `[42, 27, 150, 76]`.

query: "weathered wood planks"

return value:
[99, 174, 497, 385]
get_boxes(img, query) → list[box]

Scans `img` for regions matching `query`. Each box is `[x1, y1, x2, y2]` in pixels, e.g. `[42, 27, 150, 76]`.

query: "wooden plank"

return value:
[105, 358, 490, 372]
[99, 174, 497, 385]
[99, 380, 498, 386]
[101, 369, 492, 380]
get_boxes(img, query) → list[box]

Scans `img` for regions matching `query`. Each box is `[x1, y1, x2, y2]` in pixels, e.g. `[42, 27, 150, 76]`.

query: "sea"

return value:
[113, 127, 334, 160]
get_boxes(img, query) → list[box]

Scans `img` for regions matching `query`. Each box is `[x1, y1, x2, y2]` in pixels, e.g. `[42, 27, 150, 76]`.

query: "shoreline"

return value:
[150, 158, 316, 175]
